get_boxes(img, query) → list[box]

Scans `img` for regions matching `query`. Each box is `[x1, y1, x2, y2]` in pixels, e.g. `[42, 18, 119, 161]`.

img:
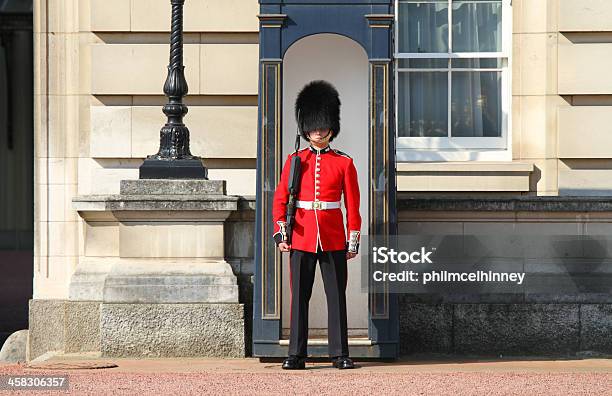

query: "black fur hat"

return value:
[295, 80, 341, 142]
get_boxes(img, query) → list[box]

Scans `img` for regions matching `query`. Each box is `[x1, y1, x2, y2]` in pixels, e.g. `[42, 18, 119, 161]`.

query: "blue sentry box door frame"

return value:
[254, 0, 398, 358]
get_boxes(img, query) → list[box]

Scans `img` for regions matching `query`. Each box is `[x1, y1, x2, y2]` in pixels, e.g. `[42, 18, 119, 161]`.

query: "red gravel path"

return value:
[0, 360, 610, 395]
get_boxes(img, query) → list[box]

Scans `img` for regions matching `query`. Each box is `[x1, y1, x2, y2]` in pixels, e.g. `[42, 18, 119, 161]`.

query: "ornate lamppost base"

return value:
[139, 158, 208, 179]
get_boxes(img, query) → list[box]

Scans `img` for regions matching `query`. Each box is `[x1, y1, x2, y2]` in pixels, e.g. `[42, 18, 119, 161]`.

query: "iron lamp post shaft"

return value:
[139, 0, 207, 179]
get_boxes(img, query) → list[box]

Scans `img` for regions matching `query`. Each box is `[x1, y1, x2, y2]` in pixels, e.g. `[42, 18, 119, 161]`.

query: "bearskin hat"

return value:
[295, 80, 341, 142]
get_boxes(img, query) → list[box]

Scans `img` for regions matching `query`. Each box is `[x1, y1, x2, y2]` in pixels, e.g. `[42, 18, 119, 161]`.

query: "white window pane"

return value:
[451, 71, 502, 137]
[398, 2, 449, 53]
[398, 71, 448, 137]
[452, 1, 502, 52]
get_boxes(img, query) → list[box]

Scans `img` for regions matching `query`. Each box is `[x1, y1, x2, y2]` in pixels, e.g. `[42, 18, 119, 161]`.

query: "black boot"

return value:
[332, 356, 355, 369]
[282, 355, 306, 370]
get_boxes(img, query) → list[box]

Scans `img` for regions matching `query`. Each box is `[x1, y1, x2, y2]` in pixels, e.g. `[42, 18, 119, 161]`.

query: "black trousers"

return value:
[288, 246, 349, 358]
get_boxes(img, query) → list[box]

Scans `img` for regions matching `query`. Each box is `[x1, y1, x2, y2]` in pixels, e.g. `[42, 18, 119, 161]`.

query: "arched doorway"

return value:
[281, 33, 369, 340]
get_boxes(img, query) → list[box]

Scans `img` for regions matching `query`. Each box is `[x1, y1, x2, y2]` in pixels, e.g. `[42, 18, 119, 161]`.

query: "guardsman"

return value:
[272, 80, 361, 370]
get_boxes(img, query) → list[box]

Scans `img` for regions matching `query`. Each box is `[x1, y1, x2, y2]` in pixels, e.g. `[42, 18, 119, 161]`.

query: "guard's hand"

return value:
[278, 242, 291, 252]
[346, 252, 357, 260]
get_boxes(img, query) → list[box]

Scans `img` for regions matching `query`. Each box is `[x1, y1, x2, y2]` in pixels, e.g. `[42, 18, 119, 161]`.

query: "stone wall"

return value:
[397, 196, 612, 357]
[33, 0, 259, 302]
[400, 302, 612, 356]
[225, 197, 256, 356]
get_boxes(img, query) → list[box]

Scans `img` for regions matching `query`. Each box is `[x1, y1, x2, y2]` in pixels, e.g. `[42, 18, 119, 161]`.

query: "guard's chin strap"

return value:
[296, 108, 334, 151]
[294, 132, 301, 154]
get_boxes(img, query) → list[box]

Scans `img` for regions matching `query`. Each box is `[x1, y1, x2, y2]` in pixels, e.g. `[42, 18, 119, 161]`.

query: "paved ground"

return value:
[0, 354, 611, 395]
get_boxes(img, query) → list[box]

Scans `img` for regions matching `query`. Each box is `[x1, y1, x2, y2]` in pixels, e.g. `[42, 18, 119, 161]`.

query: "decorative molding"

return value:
[257, 14, 288, 28]
[365, 13, 394, 28]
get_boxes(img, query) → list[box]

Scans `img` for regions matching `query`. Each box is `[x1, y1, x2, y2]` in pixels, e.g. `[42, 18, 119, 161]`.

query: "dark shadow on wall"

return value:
[0, 0, 34, 348]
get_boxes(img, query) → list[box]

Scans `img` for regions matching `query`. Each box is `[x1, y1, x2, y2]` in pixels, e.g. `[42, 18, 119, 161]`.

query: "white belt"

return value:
[296, 200, 341, 210]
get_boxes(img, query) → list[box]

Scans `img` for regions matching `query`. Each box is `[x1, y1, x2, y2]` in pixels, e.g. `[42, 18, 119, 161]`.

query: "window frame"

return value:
[394, 0, 513, 161]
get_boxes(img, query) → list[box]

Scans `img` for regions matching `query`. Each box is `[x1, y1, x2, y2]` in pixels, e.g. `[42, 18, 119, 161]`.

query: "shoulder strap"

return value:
[333, 148, 351, 159]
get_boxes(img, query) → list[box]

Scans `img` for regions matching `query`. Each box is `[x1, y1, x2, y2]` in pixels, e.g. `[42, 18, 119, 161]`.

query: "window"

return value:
[394, 0, 512, 160]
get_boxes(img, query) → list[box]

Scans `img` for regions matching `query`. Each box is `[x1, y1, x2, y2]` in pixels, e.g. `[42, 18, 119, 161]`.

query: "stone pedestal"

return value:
[61, 179, 245, 358]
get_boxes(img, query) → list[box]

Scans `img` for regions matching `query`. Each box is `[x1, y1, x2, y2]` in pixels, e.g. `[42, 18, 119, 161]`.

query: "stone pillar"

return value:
[67, 179, 245, 357]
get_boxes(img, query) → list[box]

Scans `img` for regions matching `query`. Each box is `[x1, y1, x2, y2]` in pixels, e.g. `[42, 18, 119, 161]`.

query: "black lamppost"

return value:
[139, 0, 207, 179]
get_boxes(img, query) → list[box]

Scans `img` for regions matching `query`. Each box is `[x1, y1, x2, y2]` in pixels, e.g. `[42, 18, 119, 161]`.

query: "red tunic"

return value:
[272, 144, 362, 253]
